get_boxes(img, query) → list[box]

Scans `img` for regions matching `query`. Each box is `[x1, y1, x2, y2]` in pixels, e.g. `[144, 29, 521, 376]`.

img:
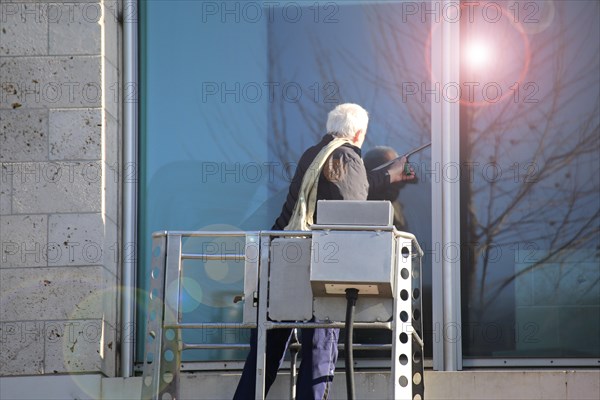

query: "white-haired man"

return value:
[233, 103, 414, 399]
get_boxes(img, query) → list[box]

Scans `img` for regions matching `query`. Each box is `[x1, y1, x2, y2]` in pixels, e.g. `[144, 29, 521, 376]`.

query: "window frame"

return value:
[129, 0, 600, 374]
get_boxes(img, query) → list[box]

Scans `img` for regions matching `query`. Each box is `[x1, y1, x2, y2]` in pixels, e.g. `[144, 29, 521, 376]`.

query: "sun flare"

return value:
[465, 40, 493, 69]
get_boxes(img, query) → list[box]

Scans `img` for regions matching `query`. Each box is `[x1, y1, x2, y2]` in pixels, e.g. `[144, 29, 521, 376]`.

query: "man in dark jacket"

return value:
[234, 104, 414, 399]
[364, 146, 413, 231]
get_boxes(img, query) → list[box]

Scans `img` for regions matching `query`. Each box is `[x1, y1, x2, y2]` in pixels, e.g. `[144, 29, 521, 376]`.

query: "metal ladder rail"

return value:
[142, 231, 257, 400]
[411, 243, 425, 400]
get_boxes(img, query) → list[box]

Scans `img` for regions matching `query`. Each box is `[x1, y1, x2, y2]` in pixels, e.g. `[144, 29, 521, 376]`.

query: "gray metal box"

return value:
[310, 230, 395, 297]
[315, 200, 393, 226]
[313, 297, 393, 322]
[268, 238, 313, 321]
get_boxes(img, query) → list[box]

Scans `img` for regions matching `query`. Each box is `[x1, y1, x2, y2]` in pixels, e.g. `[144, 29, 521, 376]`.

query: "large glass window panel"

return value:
[460, 1, 600, 359]
[139, 1, 432, 363]
[139, 0, 270, 363]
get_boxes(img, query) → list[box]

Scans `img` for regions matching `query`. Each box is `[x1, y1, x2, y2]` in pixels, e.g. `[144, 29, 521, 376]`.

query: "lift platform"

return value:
[141, 200, 424, 400]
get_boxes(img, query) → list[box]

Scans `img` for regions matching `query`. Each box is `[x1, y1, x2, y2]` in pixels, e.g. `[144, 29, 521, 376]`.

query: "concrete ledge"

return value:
[1, 370, 598, 400]
[175, 370, 600, 400]
[424, 370, 600, 400]
[0, 374, 101, 400]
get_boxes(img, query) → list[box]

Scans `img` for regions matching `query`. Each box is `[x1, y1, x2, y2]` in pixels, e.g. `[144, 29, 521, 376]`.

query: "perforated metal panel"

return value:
[392, 237, 415, 400]
[411, 246, 425, 399]
[142, 235, 168, 400]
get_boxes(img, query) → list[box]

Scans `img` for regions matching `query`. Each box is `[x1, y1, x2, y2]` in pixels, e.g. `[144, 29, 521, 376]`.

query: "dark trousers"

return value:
[233, 327, 339, 399]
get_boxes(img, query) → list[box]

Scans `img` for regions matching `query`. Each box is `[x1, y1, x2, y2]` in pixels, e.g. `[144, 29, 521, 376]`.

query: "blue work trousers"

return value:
[233, 327, 339, 399]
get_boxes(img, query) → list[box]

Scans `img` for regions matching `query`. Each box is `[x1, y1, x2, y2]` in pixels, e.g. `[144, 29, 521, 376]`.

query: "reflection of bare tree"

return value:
[271, 2, 600, 330]
[201, 2, 598, 326]
[269, 3, 434, 155]
[303, 3, 597, 321]
[331, 5, 432, 148]
[458, 1, 600, 323]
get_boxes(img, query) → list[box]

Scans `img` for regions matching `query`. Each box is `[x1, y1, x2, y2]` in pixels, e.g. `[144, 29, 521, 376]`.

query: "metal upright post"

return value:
[141, 234, 167, 400]
[411, 246, 425, 399]
[255, 234, 271, 400]
[289, 332, 298, 400]
[391, 236, 414, 400]
[159, 234, 183, 399]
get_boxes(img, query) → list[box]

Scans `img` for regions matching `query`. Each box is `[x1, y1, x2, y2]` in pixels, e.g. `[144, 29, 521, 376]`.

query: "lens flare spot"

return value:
[205, 260, 230, 282]
[180, 277, 203, 313]
[465, 40, 493, 69]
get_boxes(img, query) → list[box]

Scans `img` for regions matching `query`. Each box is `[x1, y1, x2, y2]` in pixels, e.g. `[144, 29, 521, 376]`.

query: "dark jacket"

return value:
[272, 134, 390, 230]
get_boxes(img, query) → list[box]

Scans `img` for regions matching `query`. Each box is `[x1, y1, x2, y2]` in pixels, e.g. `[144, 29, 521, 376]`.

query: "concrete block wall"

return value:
[0, 0, 121, 377]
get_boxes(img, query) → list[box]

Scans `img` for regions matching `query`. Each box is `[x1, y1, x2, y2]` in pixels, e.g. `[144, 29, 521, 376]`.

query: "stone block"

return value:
[102, 0, 120, 18]
[49, 2, 102, 55]
[0, 165, 12, 214]
[104, 111, 119, 170]
[104, 112, 119, 226]
[48, 213, 104, 266]
[0, 266, 107, 321]
[12, 161, 102, 213]
[0, 56, 101, 109]
[103, 1, 119, 67]
[104, 59, 119, 119]
[104, 113, 119, 218]
[100, 319, 117, 377]
[97, 261, 118, 328]
[0, 109, 49, 162]
[0, 214, 47, 268]
[44, 319, 102, 373]
[0, 2, 48, 56]
[102, 217, 118, 277]
[0, 321, 45, 375]
[104, 164, 118, 229]
[49, 108, 102, 160]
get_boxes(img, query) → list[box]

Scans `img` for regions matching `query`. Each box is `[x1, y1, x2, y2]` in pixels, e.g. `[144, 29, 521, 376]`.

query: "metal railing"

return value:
[141, 230, 424, 400]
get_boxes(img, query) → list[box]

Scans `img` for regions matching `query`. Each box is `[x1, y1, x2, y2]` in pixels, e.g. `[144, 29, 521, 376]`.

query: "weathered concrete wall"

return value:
[1, 371, 599, 400]
[175, 370, 600, 400]
[0, 0, 121, 377]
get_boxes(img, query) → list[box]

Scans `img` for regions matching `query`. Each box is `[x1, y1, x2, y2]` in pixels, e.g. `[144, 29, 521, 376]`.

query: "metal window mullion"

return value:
[121, 0, 139, 378]
[442, 0, 462, 371]
[431, 0, 462, 371]
[431, 0, 443, 372]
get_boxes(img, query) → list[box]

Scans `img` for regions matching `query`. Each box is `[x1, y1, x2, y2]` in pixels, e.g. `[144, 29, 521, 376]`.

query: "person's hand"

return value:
[387, 156, 417, 183]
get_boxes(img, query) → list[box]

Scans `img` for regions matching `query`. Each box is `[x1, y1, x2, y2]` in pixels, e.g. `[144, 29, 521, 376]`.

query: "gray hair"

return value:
[326, 103, 369, 139]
